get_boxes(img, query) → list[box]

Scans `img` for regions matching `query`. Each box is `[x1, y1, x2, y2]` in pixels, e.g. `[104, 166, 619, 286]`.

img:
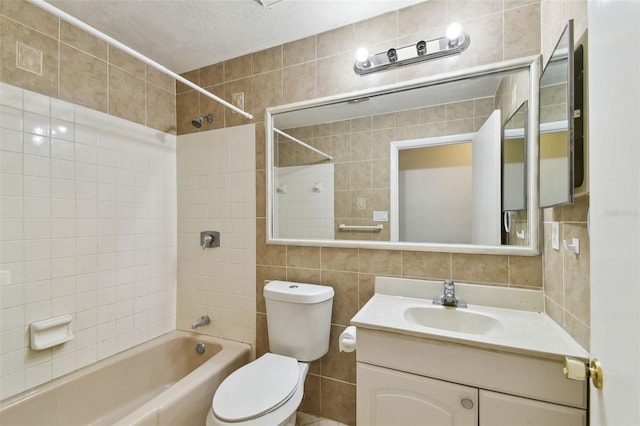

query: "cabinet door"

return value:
[357, 363, 477, 426]
[479, 390, 586, 426]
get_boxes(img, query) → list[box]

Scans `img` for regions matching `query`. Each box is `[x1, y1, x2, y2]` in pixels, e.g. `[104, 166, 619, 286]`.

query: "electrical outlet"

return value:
[373, 211, 388, 222]
[356, 197, 366, 210]
[551, 221, 560, 250]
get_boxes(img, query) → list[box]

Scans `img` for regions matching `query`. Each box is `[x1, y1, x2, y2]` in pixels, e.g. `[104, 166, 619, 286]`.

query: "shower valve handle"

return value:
[201, 234, 213, 249]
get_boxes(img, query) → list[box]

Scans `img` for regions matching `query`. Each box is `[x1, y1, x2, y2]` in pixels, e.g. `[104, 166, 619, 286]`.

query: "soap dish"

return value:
[30, 314, 73, 350]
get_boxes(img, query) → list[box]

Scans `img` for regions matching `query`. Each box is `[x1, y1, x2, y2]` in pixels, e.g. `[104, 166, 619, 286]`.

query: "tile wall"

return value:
[175, 125, 256, 346]
[176, 1, 547, 423]
[543, 196, 590, 350]
[0, 0, 178, 400]
[0, 0, 176, 135]
[0, 82, 177, 400]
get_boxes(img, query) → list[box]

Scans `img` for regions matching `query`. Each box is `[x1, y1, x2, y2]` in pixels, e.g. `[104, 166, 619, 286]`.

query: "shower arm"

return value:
[26, 0, 254, 121]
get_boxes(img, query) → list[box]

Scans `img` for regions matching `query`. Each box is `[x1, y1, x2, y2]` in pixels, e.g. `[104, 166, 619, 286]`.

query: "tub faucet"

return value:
[433, 280, 467, 308]
[191, 315, 211, 329]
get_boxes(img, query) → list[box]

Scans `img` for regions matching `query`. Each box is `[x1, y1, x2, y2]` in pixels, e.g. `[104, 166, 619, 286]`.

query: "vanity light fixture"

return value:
[353, 23, 470, 75]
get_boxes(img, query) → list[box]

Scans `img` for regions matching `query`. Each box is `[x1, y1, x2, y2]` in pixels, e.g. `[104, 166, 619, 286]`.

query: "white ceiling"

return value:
[46, 0, 425, 74]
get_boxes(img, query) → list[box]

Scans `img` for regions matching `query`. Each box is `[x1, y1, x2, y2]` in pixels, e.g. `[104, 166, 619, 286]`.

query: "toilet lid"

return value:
[212, 353, 300, 422]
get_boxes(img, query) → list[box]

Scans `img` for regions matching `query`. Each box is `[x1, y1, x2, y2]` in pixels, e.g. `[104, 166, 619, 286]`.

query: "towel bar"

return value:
[338, 224, 383, 231]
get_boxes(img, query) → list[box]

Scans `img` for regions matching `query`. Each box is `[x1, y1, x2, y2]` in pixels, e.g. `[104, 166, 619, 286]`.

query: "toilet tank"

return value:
[264, 281, 334, 362]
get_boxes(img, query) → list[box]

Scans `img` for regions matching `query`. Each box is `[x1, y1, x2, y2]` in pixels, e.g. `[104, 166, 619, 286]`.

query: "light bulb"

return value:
[446, 23, 462, 44]
[356, 47, 369, 63]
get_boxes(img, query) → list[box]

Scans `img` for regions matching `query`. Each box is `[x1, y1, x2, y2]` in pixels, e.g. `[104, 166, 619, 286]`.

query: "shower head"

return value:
[192, 114, 214, 128]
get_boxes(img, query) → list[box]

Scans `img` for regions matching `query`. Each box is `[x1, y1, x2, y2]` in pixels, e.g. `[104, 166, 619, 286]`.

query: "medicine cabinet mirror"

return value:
[266, 57, 540, 255]
[502, 101, 529, 246]
[539, 20, 580, 208]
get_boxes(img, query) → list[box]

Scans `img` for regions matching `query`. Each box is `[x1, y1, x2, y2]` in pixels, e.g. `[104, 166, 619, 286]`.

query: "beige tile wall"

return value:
[543, 196, 590, 350]
[177, 1, 545, 423]
[0, 0, 176, 135]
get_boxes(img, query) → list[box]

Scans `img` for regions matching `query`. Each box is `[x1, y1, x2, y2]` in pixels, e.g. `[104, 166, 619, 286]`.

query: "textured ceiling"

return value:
[47, 0, 425, 74]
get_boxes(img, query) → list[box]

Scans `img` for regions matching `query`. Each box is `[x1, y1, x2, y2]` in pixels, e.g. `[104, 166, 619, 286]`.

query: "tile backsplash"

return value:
[0, 82, 177, 400]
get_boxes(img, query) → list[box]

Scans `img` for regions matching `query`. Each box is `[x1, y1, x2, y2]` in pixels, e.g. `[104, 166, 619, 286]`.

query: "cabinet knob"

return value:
[460, 398, 474, 409]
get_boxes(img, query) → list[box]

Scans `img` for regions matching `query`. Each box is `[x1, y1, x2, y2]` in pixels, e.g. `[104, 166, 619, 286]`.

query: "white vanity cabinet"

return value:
[356, 329, 587, 426]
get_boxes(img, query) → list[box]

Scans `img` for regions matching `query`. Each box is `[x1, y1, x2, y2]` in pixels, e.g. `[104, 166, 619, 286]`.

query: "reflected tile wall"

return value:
[0, 0, 176, 135]
[277, 97, 495, 244]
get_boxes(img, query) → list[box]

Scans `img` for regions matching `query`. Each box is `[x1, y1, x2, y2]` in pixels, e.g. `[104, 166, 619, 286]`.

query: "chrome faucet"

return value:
[433, 280, 467, 308]
[191, 315, 211, 329]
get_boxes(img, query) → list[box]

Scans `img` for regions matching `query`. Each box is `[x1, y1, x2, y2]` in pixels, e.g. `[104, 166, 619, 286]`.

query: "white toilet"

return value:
[207, 281, 334, 426]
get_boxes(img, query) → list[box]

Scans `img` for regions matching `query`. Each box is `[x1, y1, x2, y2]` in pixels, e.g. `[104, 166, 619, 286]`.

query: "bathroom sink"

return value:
[350, 277, 590, 360]
[403, 306, 503, 335]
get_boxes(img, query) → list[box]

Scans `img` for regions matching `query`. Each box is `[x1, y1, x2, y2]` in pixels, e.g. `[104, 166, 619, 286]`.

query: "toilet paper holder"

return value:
[339, 326, 357, 353]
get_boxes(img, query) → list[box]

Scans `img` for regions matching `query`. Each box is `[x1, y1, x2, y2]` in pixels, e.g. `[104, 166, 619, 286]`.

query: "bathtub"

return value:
[0, 331, 251, 426]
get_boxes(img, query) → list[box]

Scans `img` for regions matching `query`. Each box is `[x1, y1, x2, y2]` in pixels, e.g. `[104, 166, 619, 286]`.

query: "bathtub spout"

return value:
[191, 315, 210, 329]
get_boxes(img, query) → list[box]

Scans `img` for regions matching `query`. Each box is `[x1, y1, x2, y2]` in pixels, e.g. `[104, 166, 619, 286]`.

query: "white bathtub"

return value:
[0, 331, 251, 426]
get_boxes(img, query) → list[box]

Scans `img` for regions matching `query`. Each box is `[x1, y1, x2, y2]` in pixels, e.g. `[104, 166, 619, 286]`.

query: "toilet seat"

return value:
[212, 353, 300, 422]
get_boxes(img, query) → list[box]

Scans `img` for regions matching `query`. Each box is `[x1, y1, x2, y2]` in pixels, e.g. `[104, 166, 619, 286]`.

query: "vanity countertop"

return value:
[350, 277, 589, 361]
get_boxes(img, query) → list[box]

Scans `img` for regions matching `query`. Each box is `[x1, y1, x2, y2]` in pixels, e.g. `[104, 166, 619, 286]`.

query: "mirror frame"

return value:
[265, 56, 541, 255]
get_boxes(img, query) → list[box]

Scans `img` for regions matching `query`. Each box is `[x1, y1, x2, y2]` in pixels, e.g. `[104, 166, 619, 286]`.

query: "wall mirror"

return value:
[266, 57, 540, 255]
[539, 20, 577, 208]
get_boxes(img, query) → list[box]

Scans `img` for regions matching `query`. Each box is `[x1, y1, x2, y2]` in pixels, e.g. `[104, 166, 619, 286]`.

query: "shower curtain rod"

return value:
[273, 128, 333, 161]
[26, 0, 254, 120]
